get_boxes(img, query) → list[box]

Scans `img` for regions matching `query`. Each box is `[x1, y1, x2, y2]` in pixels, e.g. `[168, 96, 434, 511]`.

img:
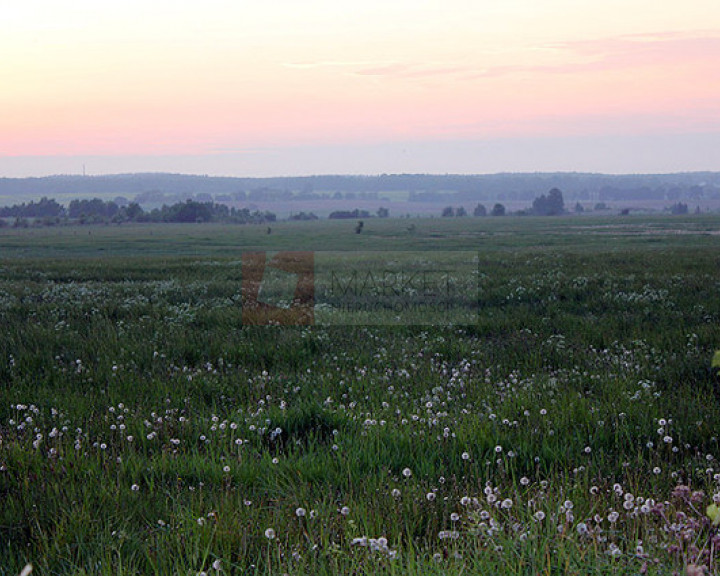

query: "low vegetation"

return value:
[2, 216, 720, 574]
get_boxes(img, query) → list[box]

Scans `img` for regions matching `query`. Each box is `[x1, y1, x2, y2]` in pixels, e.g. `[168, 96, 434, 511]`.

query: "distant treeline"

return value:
[0, 197, 276, 226]
[1, 172, 720, 205]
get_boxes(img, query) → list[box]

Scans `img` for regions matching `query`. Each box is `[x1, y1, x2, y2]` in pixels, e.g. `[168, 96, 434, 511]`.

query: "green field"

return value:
[2, 215, 720, 575]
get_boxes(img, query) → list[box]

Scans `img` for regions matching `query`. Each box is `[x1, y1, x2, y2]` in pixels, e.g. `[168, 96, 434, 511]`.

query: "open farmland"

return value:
[2, 215, 720, 574]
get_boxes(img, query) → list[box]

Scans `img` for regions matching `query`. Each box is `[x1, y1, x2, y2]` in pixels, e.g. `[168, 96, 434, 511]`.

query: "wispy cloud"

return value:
[283, 60, 398, 70]
[336, 30, 720, 81]
[354, 63, 473, 78]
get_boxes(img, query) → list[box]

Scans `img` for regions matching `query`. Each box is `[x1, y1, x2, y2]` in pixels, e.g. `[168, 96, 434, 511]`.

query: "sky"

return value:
[2, 0, 720, 177]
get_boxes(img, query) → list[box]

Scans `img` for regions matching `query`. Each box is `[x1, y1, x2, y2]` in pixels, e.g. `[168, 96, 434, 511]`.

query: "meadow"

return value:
[2, 215, 720, 574]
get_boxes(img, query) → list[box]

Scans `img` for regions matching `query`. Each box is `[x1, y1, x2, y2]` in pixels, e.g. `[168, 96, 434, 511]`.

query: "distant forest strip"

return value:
[1, 172, 719, 205]
[0, 188, 700, 228]
[0, 197, 279, 226]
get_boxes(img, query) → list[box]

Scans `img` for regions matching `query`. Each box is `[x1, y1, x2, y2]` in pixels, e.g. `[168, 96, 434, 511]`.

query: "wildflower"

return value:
[402, 467, 412, 478]
[264, 528, 276, 539]
[426, 492, 436, 502]
[295, 507, 306, 517]
[501, 498, 513, 509]
[461, 452, 470, 461]
[707, 503, 720, 526]
[450, 512, 460, 522]
[534, 511, 546, 521]
[212, 559, 222, 571]
[712, 350, 720, 375]
[340, 506, 350, 516]
[131, 484, 140, 491]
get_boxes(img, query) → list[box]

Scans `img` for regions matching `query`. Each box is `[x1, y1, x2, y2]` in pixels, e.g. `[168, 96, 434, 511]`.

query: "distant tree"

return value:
[125, 203, 144, 221]
[377, 206, 389, 218]
[532, 188, 565, 215]
[574, 202, 585, 213]
[329, 209, 371, 219]
[355, 220, 364, 234]
[169, 200, 213, 223]
[473, 203, 487, 217]
[491, 203, 506, 217]
[441, 206, 455, 217]
[594, 202, 608, 211]
[455, 206, 467, 217]
[288, 212, 318, 221]
[68, 198, 118, 221]
[669, 202, 689, 215]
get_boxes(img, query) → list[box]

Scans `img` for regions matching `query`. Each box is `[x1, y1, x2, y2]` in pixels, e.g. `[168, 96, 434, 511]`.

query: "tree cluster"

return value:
[668, 202, 689, 215]
[0, 197, 276, 226]
[328, 209, 372, 219]
[532, 188, 565, 216]
[0, 197, 64, 218]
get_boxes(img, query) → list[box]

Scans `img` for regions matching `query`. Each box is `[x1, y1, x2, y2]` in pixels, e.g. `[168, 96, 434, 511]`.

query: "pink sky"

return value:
[2, 1, 720, 176]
